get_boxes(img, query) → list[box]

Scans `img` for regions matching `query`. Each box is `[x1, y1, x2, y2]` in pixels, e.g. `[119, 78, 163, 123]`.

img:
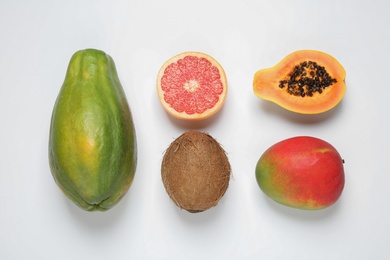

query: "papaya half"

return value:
[49, 49, 137, 211]
[253, 50, 346, 114]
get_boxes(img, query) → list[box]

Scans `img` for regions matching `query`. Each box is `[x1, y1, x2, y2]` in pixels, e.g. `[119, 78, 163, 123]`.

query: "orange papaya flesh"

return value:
[253, 50, 346, 114]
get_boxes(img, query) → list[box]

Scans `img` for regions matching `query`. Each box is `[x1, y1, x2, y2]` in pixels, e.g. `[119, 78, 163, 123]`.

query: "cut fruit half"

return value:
[156, 52, 227, 120]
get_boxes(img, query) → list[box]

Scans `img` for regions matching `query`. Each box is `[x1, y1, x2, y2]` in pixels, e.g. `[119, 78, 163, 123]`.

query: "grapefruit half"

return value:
[156, 52, 227, 120]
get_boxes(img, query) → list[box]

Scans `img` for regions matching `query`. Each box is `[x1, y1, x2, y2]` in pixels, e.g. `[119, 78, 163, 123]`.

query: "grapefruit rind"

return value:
[156, 52, 227, 120]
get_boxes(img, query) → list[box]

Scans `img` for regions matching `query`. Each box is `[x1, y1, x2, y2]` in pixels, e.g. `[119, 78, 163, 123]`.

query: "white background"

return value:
[1, 0, 389, 259]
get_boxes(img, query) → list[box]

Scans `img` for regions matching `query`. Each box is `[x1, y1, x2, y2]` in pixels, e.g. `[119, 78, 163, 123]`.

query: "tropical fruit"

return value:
[253, 50, 346, 114]
[156, 52, 227, 120]
[49, 49, 137, 211]
[255, 136, 345, 210]
[161, 131, 231, 213]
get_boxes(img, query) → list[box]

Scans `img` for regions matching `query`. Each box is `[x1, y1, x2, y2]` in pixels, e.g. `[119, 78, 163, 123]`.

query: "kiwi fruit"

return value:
[161, 130, 231, 213]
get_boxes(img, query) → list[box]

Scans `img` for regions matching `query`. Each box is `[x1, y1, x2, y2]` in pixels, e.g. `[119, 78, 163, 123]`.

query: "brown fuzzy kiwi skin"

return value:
[161, 131, 231, 213]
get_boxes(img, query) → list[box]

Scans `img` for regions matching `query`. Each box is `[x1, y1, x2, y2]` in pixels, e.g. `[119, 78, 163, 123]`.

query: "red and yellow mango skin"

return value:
[49, 49, 137, 211]
[255, 136, 344, 210]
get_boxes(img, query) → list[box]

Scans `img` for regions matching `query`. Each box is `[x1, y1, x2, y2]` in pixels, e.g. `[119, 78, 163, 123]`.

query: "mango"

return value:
[49, 49, 137, 211]
[255, 136, 344, 210]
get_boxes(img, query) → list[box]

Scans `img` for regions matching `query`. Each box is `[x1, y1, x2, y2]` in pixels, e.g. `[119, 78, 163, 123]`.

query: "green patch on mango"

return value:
[255, 136, 345, 210]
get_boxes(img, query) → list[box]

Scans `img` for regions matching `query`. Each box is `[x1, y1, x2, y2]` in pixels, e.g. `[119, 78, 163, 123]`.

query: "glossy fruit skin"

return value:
[253, 50, 346, 114]
[49, 49, 137, 211]
[256, 136, 344, 210]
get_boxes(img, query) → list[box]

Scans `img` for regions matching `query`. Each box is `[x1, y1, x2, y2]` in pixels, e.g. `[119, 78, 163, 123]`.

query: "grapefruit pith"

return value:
[156, 52, 227, 120]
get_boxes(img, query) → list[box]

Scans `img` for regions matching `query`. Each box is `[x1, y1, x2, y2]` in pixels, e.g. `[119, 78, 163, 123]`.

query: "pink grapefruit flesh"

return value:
[156, 52, 227, 120]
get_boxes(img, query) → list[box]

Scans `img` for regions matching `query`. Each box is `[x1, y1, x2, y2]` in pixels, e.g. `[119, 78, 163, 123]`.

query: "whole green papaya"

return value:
[49, 49, 137, 211]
